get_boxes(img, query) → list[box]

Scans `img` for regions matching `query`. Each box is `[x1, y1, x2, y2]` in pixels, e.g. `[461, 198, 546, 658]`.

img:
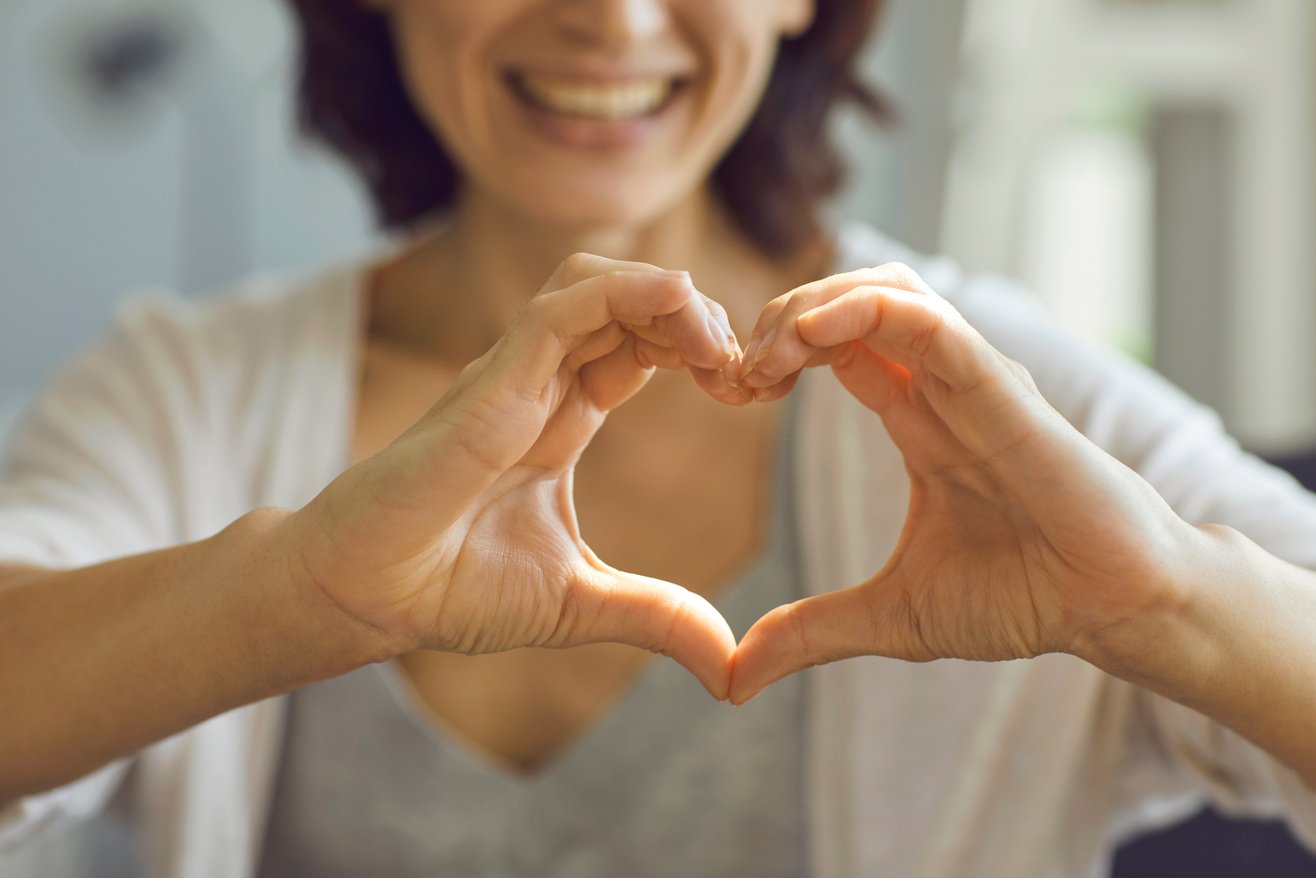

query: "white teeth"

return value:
[518, 74, 674, 121]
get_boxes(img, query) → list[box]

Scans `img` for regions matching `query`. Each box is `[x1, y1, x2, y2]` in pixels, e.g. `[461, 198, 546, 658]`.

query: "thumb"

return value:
[566, 564, 737, 700]
[729, 579, 930, 705]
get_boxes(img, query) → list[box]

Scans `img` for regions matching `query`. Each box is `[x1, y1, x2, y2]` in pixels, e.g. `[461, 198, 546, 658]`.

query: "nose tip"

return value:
[552, 0, 670, 48]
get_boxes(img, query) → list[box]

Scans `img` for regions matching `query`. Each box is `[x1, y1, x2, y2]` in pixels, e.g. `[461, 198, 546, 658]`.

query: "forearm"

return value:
[1082, 523, 1316, 790]
[0, 508, 392, 800]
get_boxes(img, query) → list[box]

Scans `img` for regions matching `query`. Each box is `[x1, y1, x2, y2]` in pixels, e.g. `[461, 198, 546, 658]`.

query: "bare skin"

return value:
[355, 193, 827, 770]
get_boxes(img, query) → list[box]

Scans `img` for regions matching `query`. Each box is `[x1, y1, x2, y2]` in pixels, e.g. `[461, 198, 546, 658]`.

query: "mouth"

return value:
[507, 71, 686, 123]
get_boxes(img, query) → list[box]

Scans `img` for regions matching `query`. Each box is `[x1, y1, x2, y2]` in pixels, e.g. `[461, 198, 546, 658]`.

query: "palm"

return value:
[873, 378, 1169, 662]
[730, 264, 1187, 702]
[407, 374, 622, 655]
[292, 258, 744, 697]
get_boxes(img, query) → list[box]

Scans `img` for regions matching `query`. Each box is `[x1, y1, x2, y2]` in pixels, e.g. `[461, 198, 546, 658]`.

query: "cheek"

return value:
[387, 3, 502, 161]
[688, 6, 783, 151]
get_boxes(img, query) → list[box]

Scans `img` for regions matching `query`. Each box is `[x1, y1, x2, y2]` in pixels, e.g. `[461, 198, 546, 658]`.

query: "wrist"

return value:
[1074, 522, 1238, 701]
[210, 508, 404, 681]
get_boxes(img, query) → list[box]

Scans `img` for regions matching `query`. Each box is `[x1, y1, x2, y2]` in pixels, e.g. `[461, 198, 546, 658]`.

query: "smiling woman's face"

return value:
[375, 0, 813, 230]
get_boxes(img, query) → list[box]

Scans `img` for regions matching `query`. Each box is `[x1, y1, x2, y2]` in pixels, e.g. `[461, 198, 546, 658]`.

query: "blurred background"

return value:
[2, 0, 1314, 875]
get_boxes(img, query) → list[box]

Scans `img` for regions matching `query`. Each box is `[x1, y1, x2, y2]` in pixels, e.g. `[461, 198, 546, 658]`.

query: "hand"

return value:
[289, 254, 749, 698]
[730, 263, 1195, 703]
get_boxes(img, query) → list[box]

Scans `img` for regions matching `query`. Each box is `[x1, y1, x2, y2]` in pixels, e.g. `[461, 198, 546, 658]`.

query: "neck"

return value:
[371, 185, 826, 361]
[449, 185, 728, 325]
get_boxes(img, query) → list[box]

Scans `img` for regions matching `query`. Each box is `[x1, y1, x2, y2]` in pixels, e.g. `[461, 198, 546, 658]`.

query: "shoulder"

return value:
[18, 258, 368, 456]
[1, 258, 368, 526]
[105, 259, 364, 388]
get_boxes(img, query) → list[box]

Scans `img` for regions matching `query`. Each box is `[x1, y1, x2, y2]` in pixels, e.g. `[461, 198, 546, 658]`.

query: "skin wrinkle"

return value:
[284, 514, 403, 658]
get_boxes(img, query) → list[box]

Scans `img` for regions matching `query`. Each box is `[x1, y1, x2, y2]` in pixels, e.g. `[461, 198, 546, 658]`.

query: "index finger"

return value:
[542, 252, 670, 291]
[740, 263, 935, 389]
[795, 285, 988, 394]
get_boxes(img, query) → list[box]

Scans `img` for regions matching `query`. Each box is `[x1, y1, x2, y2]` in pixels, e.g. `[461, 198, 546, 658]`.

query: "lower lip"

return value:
[507, 79, 686, 150]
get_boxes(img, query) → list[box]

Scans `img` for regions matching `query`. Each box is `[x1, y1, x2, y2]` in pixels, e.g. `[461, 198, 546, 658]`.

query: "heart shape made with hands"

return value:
[321, 255, 1151, 713]
[430, 259, 1007, 707]
[555, 260, 1009, 705]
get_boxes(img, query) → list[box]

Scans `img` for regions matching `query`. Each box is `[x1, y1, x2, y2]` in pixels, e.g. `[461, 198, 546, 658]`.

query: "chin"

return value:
[507, 176, 692, 236]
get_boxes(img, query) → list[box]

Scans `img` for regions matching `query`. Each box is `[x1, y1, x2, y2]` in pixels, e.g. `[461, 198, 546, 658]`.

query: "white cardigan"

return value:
[3, 224, 1315, 877]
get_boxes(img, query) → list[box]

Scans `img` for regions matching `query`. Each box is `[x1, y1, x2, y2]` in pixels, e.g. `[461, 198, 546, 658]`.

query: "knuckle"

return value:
[876, 261, 926, 292]
[1006, 356, 1040, 393]
[520, 295, 571, 343]
[659, 590, 695, 657]
[908, 310, 946, 357]
[700, 292, 728, 321]
[558, 251, 603, 284]
[783, 601, 818, 667]
[519, 293, 553, 325]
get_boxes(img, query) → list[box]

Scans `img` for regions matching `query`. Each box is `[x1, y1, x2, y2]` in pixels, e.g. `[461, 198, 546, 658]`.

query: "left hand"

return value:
[729, 264, 1197, 703]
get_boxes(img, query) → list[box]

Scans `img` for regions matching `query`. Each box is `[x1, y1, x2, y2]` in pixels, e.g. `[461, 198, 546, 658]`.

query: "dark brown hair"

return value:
[285, 0, 889, 258]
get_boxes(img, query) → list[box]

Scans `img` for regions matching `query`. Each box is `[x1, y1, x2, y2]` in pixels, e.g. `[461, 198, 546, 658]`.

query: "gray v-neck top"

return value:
[257, 401, 807, 877]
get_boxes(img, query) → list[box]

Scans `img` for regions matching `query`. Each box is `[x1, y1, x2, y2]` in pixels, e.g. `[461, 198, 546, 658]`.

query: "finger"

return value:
[795, 285, 996, 395]
[827, 340, 912, 415]
[508, 272, 734, 394]
[582, 332, 747, 406]
[521, 336, 656, 468]
[544, 252, 668, 289]
[690, 365, 754, 405]
[739, 318, 846, 393]
[567, 565, 737, 700]
[729, 580, 931, 705]
[749, 369, 801, 404]
[740, 263, 932, 376]
[650, 291, 740, 373]
[740, 264, 928, 389]
[546, 253, 742, 377]
[503, 271, 693, 389]
[577, 334, 657, 413]
[740, 294, 791, 378]
[562, 323, 629, 373]
[630, 338, 751, 405]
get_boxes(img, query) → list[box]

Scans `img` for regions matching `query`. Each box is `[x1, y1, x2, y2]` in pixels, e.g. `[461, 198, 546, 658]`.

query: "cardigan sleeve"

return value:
[953, 274, 1316, 851]
[0, 298, 205, 851]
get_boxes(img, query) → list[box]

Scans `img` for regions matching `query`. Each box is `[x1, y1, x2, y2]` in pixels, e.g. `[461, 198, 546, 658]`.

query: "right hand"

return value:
[288, 255, 747, 697]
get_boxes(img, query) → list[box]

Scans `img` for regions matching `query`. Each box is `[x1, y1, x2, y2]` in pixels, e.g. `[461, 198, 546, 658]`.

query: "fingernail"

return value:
[740, 327, 776, 380]
[740, 339, 763, 378]
[705, 312, 736, 356]
[662, 269, 691, 281]
[722, 360, 742, 390]
[705, 298, 736, 347]
[751, 327, 777, 367]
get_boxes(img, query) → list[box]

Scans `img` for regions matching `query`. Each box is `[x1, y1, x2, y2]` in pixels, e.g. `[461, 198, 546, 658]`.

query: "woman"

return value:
[2, 0, 1315, 875]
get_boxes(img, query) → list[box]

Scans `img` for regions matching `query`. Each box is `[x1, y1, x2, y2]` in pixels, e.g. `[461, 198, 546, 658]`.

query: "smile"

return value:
[510, 73, 682, 122]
